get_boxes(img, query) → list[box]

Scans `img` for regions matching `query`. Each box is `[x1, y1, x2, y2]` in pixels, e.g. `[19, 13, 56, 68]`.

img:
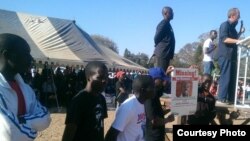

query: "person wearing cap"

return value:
[144, 67, 175, 141]
[115, 71, 128, 107]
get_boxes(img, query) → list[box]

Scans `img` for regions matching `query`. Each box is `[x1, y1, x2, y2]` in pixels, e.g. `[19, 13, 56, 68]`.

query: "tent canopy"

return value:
[0, 9, 147, 71]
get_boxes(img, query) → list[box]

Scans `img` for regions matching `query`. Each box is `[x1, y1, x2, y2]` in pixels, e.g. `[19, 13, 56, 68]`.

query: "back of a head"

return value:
[132, 75, 153, 93]
[85, 61, 108, 79]
[0, 33, 29, 53]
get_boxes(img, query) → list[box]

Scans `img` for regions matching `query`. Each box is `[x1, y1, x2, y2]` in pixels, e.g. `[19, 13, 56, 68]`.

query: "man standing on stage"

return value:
[153, 6, 175, 71]
[216, 8, 245, 104]
[202, 30, 217, 75]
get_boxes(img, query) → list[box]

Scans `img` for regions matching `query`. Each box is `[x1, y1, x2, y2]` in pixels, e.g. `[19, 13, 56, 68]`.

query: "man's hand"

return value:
[240, 27, 245, 34]
[166, 65, 174, 75]
[166, 114, 175, 123]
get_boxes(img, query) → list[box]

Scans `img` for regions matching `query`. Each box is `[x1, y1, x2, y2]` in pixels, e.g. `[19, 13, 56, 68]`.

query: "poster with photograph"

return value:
[170, 68, 199, 116]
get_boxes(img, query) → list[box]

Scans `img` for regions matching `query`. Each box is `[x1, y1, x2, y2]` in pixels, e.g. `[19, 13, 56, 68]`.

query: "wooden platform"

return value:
[215, 101, 250, 125]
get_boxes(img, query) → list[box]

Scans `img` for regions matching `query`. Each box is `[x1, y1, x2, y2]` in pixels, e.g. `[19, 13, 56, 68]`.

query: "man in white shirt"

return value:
[105, 75, 154, 141]
[203, 30, 217, 75]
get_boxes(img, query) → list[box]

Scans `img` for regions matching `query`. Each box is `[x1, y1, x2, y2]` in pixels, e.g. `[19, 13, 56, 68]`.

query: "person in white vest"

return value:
[0, 33, 51, 141]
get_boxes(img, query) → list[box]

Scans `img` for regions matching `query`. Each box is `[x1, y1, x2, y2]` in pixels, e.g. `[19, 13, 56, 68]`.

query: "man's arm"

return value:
[151, 114, 175, 127]
[62, 123, 77, 141]
[23, 91, 51, 131]
[205, 44, 217, 54]
[220, 22, 240, 44]
[119, 87, 125, 94]
[104, 127, 120, 141]
[223, 38, 240, 44]
[154, 20, 168, 46]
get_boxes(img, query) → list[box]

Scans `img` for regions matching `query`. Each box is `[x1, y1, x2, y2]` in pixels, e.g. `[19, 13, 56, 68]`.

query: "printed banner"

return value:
[171, 68, 199, 116]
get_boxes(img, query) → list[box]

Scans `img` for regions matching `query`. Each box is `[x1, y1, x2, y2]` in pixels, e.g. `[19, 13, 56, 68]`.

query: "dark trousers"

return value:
[154, 56, 170, 71]
[218, 57, 237, 102]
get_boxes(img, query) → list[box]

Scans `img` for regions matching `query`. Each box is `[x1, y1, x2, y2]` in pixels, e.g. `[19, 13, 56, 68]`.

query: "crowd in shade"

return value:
[20, 62, 147, 108]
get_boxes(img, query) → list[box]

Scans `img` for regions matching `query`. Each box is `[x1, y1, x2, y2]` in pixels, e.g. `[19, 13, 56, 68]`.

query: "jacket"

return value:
[0, 73, 51, 141]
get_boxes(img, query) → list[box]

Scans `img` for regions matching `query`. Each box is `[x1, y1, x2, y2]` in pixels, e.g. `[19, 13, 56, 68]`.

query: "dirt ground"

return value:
[35, 110, 175, 141]
[35, 106, 250, 141]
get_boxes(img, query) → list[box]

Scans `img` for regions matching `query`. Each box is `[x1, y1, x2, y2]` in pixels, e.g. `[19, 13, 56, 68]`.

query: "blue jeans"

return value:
[203, 61, 214, 75]
[217, 57, 237, 102]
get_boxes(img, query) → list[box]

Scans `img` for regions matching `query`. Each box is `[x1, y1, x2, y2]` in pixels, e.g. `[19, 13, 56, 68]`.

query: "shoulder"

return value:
[203, 39, 212, 47]
[120, 96, 137, 109]
[157, 19, 170, 27]
[220, 21, 230, 29]
[71, 90, 89, 103]
[159, 19, 169, 25]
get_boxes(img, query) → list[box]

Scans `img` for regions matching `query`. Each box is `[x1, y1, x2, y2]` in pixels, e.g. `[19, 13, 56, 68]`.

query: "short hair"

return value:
[210, 30, 217, 35]
[202, 73, 212, 82]
[0, 33, 29, 53]
[162, 6, 173, 15]
[132, 75, 153, 93]
[84, 61, 108, 79]
[227, 8, 240, 18]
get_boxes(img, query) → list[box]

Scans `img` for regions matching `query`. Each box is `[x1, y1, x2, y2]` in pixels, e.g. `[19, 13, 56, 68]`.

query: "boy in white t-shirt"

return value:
[203, 30, 217, 75]
[105, 75, 154, 141]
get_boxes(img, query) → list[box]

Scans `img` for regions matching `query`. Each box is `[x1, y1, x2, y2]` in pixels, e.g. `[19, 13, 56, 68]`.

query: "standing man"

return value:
[0, 33, 51, 141]
[115, 71, 128, 107]
[216, 8, 244, 104]
[105, 75, 155, 141]
[203, 30, 218, 75]
[62, 61, 108, 141]
[153, 6, 175, 71]
[145, 67, 175, 141]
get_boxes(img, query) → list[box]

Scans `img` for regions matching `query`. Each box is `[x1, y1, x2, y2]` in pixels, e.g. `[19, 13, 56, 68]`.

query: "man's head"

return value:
[227, 8, 240, 26]
[0, 33, 33, 74]
[85, 61, 108, 94]
[162, 6, 174, 21]
[210, 30, 217, 40]
[132, 75, 154, 100]
[201, 73, 213, 91]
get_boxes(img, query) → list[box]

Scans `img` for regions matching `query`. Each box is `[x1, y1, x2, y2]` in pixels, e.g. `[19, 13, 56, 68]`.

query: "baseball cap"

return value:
[148, 67, 169, 81]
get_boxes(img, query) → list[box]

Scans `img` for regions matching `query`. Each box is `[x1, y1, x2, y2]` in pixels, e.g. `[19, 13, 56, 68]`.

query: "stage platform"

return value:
[214, 100, 250, 125]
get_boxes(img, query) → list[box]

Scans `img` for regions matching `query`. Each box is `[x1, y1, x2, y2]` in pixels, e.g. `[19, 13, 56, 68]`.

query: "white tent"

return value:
[0, 9, 147, 71]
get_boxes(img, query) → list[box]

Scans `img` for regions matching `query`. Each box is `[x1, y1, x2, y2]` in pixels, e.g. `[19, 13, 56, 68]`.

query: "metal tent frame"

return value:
[235, 36, 250, 108]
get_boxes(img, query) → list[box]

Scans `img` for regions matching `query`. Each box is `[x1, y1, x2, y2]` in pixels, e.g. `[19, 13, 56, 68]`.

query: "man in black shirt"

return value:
[115, 71, 128, 106]
[145, 67, 175, 141]
[62, 61, 108, 141]
[153, 6, 175, 71]
[216, 8, 244, 104]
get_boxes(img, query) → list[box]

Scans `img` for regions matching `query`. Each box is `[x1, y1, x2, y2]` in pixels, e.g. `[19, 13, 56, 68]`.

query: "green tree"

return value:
[193, 43, 203, 74]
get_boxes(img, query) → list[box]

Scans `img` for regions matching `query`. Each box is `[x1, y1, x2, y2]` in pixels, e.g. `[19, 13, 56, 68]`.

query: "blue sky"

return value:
[1, 0, 249, 56]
